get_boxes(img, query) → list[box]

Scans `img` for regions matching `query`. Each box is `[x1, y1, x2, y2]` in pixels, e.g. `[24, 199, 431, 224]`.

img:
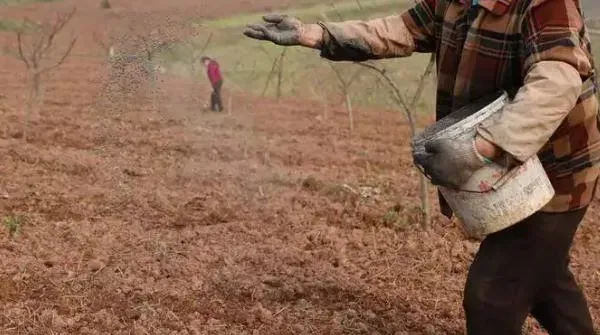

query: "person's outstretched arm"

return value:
[243, 0, 437, 62]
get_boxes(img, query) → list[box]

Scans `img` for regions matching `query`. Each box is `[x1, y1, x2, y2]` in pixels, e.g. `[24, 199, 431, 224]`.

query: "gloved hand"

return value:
[243, 14, 304, 46]
[413, 135, 489, 189]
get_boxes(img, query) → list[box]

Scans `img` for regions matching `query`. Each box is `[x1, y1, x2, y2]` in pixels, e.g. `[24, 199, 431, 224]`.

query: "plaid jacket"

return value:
[318, 0, 600, 214]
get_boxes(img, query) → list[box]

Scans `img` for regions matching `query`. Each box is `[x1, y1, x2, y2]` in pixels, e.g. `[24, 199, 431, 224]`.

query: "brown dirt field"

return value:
[0, 1, 599, 334]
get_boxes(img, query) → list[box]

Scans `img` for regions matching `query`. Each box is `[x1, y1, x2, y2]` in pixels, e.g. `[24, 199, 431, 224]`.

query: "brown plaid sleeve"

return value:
[520, 0, 592, 76]
[477, 0, 593, 162]
[400, 0, 437, 53]
[318, 0, 436, 61]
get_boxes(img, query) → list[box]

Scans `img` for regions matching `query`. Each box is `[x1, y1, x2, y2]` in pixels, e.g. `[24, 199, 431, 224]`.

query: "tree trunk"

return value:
[345, 91, 354, 133]
[261, 55, 279, 97]
[33, 72, 41, 99]
[23, 72, 39, 141]
[227, 94, 232, 115]
[419, 174, 431, 229]
[276, 49, 287, 100]
[189, 59, 196, 81]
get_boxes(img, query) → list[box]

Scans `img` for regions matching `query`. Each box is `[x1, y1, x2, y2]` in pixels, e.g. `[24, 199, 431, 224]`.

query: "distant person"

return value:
[201, 56, 223, 112]
[244, 1, 599, 334]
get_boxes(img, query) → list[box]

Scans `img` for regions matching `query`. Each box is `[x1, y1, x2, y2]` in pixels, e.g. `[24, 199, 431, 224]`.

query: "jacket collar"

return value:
[456, 0, 512, 16]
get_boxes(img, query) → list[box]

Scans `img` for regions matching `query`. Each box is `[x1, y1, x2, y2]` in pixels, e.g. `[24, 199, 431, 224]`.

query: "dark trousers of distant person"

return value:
[210, 80, 223, 112]
[463, 205, 596, 334]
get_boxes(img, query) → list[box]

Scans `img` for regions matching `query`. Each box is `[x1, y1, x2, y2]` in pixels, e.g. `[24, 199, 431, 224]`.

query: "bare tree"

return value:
[329, 63, 365, 133]
[359, 54, 436, 228]
[308, 81, 331, 120]
[315, 1, 437, 227]
[15, 7, 77, 141]
[181, 32, 212, 80]
[276, 48, 288, 99]
[261, 47, 287, 97]
[180, 32, 213, 108]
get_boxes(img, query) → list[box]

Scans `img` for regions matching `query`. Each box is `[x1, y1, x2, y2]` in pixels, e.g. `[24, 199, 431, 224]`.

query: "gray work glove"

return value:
[243, 14, 304, 46]
[413, 136, 488, 189]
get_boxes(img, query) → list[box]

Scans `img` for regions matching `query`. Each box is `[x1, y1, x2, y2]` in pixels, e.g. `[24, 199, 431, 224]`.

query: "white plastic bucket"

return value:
[412, 91, 555, 239]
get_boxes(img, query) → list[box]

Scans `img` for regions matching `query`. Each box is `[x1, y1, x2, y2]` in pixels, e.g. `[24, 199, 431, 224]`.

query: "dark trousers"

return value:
[210, 80, 223, 112]
[463, 207, 595, 334]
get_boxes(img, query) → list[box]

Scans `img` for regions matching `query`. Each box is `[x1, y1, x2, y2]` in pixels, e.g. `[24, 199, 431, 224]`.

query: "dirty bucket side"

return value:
[439, 155, 555, 239]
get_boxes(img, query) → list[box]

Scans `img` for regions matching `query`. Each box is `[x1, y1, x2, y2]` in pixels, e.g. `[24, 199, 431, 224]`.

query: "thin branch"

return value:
[355, 0, 364, 11]
[38, 36, 77, 74]
[40, 7, 76, 56]
[329, 2, 344, 21]
[329, 63, 364, 100]
[16, 30, 30, 69]
[93, 31, 111, 55]
[328, 63, 346, 92]
[255, 45, 274, 59]
[409, 53, 436, 110]
[199, 32, 213, 55]
[355, 0, 366, 20]
[358, 61, 410, 113]
[358, 56, 436, 229]
[276, 47, 287, 99]
[19, 17, 37, 56]
[348, 66, 365, 87]
[32, 24, 46, 62]
[261, 47, 285, 96]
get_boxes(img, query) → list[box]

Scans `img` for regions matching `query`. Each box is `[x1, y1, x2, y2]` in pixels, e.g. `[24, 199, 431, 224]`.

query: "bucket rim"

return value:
[412, 90, 508, 146]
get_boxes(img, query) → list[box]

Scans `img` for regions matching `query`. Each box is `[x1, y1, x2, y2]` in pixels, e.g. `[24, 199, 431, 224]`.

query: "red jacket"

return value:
[206, 60, 223, 87]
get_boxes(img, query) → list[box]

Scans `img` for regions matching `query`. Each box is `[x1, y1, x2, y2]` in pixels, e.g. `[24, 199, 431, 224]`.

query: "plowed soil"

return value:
[0, 1, 598, 334]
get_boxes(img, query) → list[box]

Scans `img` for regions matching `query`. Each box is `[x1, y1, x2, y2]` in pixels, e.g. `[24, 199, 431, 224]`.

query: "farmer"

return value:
[201, 56, 224, 112]
[244, 1, 600, 334]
